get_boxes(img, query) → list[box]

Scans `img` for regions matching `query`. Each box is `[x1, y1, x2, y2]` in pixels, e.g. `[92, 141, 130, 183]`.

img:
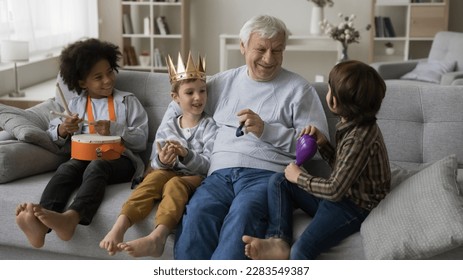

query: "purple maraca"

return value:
[295, 134, 317, 166]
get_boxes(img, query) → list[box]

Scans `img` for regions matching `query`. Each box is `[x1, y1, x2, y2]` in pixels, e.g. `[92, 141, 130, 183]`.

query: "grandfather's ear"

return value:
[239, 41, 245, 55]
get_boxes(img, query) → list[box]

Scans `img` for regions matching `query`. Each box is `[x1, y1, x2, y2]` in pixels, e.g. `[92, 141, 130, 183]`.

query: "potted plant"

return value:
[320, 13, 370, 63]
[385, 42, 395, 55]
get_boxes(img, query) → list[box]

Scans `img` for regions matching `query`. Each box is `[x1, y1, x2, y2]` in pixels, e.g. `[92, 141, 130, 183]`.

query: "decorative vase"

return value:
[337, 44, 349, 64]
[139, 55, 150, 67]
[385, 47, 395, 55]
[310, 6, 323, 35]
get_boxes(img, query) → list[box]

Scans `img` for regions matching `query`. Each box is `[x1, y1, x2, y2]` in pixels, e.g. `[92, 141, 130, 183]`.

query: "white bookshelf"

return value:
[121, 0, 190, 72]
[369, 0, 449, 63]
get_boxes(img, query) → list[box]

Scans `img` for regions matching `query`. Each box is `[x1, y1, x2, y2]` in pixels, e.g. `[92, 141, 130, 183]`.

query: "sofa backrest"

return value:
[115, 70, 172, 162]
[115, 70, 463, 172]
[306, 81, 463, 175]
[314, 81, 463, 169]
[429, 31, 463, 72]
[377, 82, 463, 168]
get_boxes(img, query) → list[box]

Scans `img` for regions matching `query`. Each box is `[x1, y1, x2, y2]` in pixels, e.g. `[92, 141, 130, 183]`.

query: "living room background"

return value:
[1, 0, 462, 95]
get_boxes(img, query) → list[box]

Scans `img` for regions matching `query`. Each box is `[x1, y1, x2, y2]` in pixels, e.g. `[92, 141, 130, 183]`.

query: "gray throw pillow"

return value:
[361, 154, 463, 259]
[0, 130, 15, 141]
[389, 163, 420, 190]
[0, 99, 66, 153]
[0, 140, 68, 183]
[400, 60, 456, 84]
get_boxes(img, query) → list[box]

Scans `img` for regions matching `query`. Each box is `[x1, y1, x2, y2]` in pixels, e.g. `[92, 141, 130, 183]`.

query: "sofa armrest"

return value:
[440, 71, 463, 85]
[370, 59, 423, 80]
[451, 79, 463, 86]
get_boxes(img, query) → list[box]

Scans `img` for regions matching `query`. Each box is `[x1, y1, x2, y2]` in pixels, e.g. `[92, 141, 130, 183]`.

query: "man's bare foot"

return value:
[100, 215, 131, 256]
[34, 207, 79, 242]
[15, 203, 48, 248]
[242, 235, 290, 260]
[117, 224, 169, 258]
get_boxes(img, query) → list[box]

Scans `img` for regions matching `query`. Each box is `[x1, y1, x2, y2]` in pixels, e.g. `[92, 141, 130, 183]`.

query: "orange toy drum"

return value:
[71, 134, 125, 161]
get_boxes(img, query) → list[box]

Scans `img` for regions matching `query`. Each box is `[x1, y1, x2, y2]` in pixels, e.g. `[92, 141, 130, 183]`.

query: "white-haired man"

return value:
[165, 15, 329, 259]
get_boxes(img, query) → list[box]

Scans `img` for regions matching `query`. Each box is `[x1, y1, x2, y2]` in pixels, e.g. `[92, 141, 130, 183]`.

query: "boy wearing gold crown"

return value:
[100, 53, 217, 258]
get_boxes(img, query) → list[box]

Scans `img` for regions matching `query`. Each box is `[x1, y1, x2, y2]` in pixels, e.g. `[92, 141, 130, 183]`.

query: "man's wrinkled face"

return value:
[240, 32, 285, 81]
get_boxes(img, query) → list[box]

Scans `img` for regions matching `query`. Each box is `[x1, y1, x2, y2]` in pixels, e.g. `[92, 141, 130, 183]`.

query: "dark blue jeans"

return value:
[267, 173, 370, 260]
[174, 168, 275, 260]
[39, 157, 134, 225]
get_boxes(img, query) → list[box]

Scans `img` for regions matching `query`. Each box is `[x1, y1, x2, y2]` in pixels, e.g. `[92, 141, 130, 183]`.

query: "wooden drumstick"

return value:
[56, 83, 72, 116]
[50, 110, 89, 124]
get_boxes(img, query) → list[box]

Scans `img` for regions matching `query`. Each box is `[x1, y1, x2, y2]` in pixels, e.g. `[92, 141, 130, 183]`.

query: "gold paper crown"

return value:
[166, 52, 206, 84]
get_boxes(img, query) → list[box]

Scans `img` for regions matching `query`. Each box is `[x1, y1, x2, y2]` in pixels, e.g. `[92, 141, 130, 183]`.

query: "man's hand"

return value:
[236, 109, 264, 138]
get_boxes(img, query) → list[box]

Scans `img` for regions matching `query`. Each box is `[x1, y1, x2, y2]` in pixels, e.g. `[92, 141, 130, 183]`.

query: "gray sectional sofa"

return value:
[1, 70, 463, 260]
[370, 31, 463, 86]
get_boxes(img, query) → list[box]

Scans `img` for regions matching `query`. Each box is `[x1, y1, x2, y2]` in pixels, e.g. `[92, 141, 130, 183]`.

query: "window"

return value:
[0, 0, 98, 57]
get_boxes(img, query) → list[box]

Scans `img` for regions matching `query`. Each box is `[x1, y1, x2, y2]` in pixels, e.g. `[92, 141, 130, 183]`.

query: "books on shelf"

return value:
[155, 16, 170, 35]
[383, 17, 396, 37]
[153, 48, 164, 68]
[123, 13, 134, 34]
[143, 17, 150, 35]
[374, 16, 396, 38]
[123, 46, 139, 66]
[374, 16, 384, 37]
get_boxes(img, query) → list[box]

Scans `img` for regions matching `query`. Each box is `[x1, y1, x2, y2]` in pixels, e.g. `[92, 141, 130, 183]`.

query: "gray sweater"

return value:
[162, 66, 329, 175]
[151, 113, 217, 177]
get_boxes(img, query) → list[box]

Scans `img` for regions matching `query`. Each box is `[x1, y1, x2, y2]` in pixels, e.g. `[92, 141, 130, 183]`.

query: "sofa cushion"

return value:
[0, 99, 66, 153]
[428, 31, 463, 72]
[361, 154, 463, 259]
[0, 140, 68, 183]
[400, 60, 456, 84]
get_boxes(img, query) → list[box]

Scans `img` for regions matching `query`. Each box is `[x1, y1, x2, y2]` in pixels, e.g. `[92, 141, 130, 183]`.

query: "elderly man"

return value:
[165, 15, 329, 259]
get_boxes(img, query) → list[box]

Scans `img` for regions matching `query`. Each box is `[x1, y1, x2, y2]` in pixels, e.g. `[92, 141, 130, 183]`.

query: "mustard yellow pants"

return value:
[120, 169, 202, 230]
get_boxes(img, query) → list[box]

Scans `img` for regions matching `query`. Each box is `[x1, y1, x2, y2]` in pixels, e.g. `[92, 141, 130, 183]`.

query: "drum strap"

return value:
[86, 95, 116, 134]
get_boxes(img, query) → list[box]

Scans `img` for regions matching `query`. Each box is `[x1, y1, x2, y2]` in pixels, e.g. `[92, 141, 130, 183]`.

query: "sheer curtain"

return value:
[0, 0, 98, 57]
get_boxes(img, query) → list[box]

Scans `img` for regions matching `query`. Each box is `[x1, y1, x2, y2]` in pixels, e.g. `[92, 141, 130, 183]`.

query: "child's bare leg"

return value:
[34, 206, 79, 241]
[242, 235, 290, 260]
[117, 224, 170, 258]
[15, 203, 48, 248]
[99, 214, 131, 256]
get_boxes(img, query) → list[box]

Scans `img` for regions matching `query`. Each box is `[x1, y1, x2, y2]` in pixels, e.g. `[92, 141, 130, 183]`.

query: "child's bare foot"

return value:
[15, 203, 48, 248]
[242, 235, 290, 260]
[118, 224, 169, 258]
[100, 215, 131, 256]
[34, 206, 79, 242]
